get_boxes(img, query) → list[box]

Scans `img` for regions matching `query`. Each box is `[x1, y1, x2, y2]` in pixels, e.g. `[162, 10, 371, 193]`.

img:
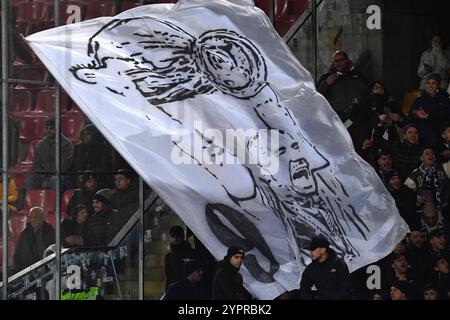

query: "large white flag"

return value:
[26, 0, 408, 299]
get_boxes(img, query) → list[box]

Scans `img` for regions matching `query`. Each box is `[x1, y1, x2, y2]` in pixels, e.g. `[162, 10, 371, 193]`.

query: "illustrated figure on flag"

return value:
[26, 0, 408, 298]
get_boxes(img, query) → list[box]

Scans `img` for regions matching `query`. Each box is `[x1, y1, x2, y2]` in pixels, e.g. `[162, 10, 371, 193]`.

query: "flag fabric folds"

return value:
[26, 0, 409, 299]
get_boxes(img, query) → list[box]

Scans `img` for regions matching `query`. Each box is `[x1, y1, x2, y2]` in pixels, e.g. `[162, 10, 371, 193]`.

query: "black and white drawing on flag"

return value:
[26, 0, 409, 298]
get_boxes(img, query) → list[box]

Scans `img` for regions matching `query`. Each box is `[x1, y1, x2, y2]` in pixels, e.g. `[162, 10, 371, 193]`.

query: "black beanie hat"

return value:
[426, 73, 441, 85]
[383, 170, 399, 185]
[226, 246, 245, 260]
[93, 189, 110, 206]
[184, 259, 202, 277]
[391, 280, 412, 298]
[169, 225, 184, 238]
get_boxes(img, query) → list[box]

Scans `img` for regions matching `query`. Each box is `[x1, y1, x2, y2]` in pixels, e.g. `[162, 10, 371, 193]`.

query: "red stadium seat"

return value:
[10, 89, 32, 118]
[18, 116, 48, 143]
[61, 115, 85, 142]
[10, 140, 40, 171]
[0, 238, 17, 268]
[12, 64, 48, 83]
[8, 212, 28, 241]
[274, 0, 309, 36]
[33, 89, 56, 115]
[86, 1, 116, 19]
[19, 189, 56, 217]
[15, 1, 50, 23]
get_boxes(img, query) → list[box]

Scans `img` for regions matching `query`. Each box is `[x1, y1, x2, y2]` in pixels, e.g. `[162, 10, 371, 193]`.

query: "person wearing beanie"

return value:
[85, 188, 118, 246]
[373, 120, 423, 181]
[162, 259, 209, 300]
[407, 72, 450, 148]
[384, 169, 419, 229]
[67, 172, 98, 217]
[110, 169, 139, 226]
[212, 245, 251, 300]
[390, 280, 413, 300]
[298, 237, 350, 300]
[69, 123, 112, 176]
[164, 225, 197, 290]
[61, 204, 89, 247]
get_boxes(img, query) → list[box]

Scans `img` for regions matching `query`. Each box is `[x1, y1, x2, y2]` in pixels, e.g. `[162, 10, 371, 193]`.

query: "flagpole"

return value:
[1, 0, 10, 300]
[54, 0, 62, 301]
[312, 0, 318, 81]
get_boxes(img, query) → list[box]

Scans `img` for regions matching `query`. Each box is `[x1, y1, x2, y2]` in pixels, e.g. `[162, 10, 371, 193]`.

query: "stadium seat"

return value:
[275, 0, 309, 36]
[61, 115, 85, 142]
[18, 189, 56, 217]
[18, 115, 47, 143]
[15, 1, 50, 23]
[8, 212, 28, 241]
[0, 238, 17, 268]
[33, 89, 56, 115]
[10, 89, 32, 118]
[86, 1, 116, 19]
[12, 64, 48, 83]
[10, 140, 40, 171]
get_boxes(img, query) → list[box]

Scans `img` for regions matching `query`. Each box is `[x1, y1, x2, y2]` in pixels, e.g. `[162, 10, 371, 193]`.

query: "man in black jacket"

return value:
[317, 51, 367, 122]
[13, 207, 55, 272]
[164, 225, 197, 290]
[212, 246, 251, 300]
[162, 259, 209, 300]
[299, 237, 351, 300]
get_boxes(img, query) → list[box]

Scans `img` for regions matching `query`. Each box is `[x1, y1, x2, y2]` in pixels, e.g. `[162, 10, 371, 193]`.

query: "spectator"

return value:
[67, 172, 99, 217]
[85, 189, 118, 247]
[374, 150, 393, 182]
[408, 73, 450, 148]
[70, 124, 112, 188]
[423, 228, 449, 276]
[212, 246, 250, 300]
[298, 237, 350, 300]
[386, 253, 417, 286]
[317, 50, 367, 122]
[70, 124, 111, 172]
[384, 170, 419, 229]
[162, 259, 209, 300]
[417, 35, 450, 91]
[423, 282, 443, 300]
[390, 280, 413, 300]
[164, 225, 197, 290]
[110, 169, 139, 226]
[13, 207, 55, 272]
[406, 228, 428, 279]
[404, 147, 450, 208]
[420, 202, 446, 237]
[23, 118, 74, 195]
[373, 123, 422, 181]
[369, 290, 384, 300]
[61, 204, 89, 248]
[358, 81, 404, 146]
[436, 122, 450, 164]
[428, 256, 450, 298]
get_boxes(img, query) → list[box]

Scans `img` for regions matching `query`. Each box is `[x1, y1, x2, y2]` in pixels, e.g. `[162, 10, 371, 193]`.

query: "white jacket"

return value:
[417, 47, 450, 90]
